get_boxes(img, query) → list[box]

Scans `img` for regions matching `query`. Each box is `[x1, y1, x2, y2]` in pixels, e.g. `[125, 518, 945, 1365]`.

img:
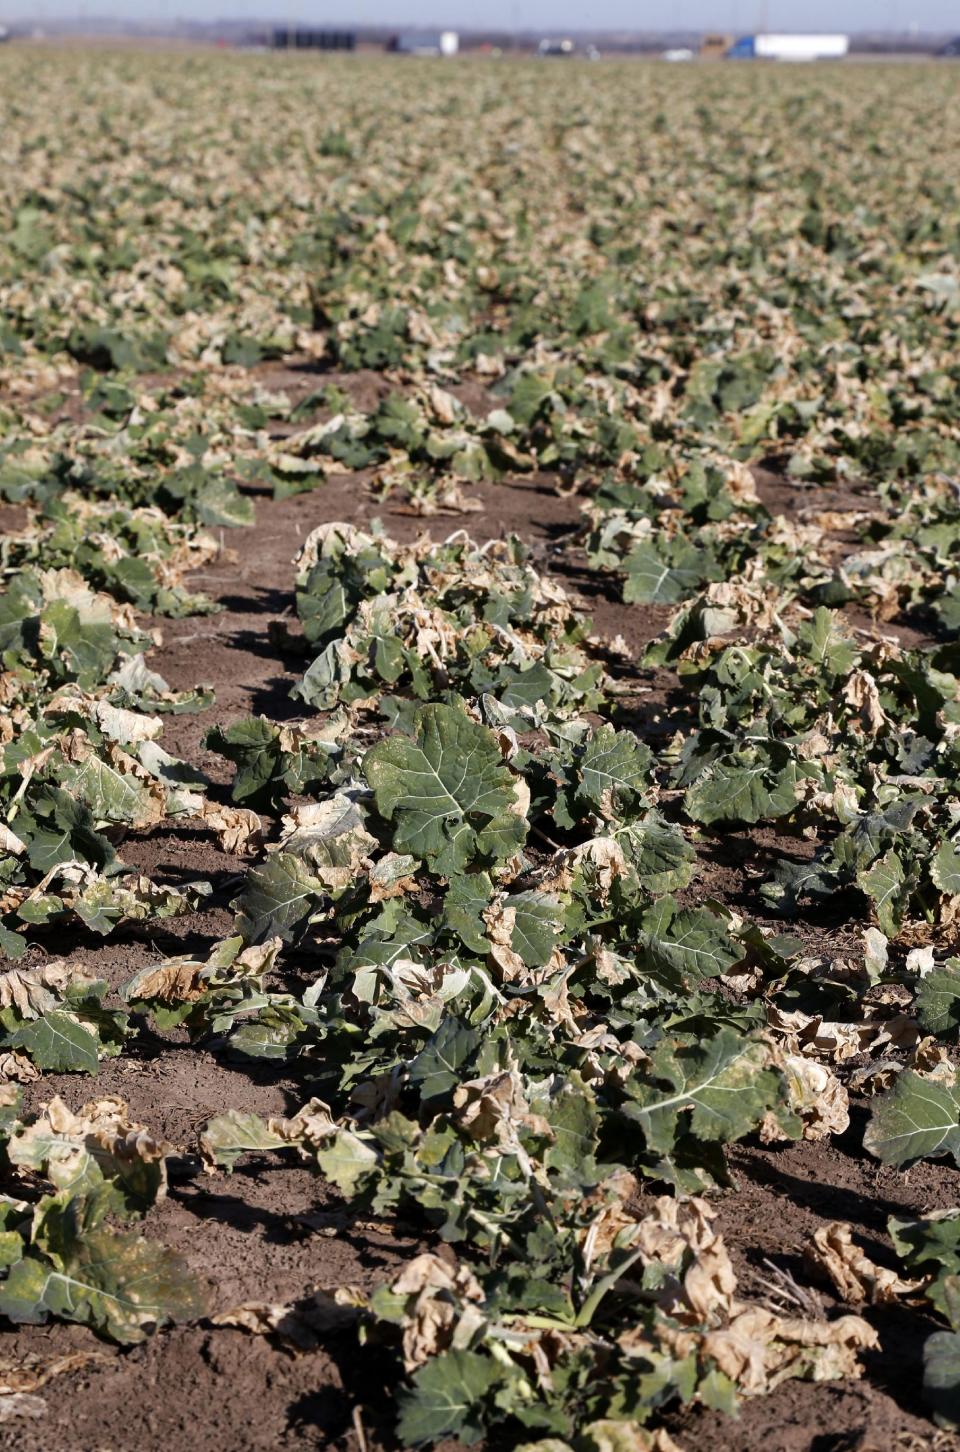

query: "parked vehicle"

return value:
[390, 31, 459, 56]
[727, 33, 849, 61]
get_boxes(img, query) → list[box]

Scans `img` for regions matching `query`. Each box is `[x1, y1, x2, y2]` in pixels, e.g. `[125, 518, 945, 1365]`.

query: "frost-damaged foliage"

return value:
[4, 43, 960, 1449]
[584, 460, 960, 635]
[290, 523, 608, 716]
[139, 700, 770, 1123]
[0, 383, 255, 969]
[203, 1114, 873, 1442]
[0, 1087, 205, 1341]
[645, 605, 960, 936]
[184, 695, 886, 1441]
[0, 516, 242, 957]
[0, 960, 128, 1078]
[190, 617, 960, 1441]
[2, 404, 253, 528]
[584, 460, 812, 607]
[0, 568, 153, 697]
[0, 496, 221, 618]
[173, 558, 960, 1443]
[255, 385, 533, 500]
[0, 684, 271, 953]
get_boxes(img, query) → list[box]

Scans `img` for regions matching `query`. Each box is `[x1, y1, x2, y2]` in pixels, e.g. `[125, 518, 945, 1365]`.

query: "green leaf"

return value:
[641, 901, 743, 981]
[619, 817, 696, 895]
[363, 704, 525, 876]
[622, 540, 709, 605]
[509, 374, 555, 426]
[315, 1131, 379, 1196]
[916, 960, 960, 1037]
[0, 1223, 206, 1343]
[864, 1071, 960, 1169]
[684, 751, 797, 826]
[799, 607, 857, 676]
[497, 662, 555, 710]
[622, 1029, 783, 1155]
[294, 641, 351, 710]
[538, 1077, 600, 1179]
[234, 853, 326, 942]
[889, 1211, 960, 1319]
[925, 1327, 960, 1429]
[0, 922, 27, 959]
[858, 849, 906, 938]
[9, 1011, 101, 1073]
[443, 872, 494, 955]
[199, 1110, 291, 1171]
[576, 726, 651, 818]
[933, 840, 960, 896]
[397, 1349, 501, 1445]
[508, 891, 563, 968]
[206, 717, 281, 806]
[409, 1017, 482, 1103]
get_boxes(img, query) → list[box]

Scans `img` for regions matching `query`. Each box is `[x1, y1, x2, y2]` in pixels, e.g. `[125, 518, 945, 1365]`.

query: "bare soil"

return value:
[4, 372, 959, 1452]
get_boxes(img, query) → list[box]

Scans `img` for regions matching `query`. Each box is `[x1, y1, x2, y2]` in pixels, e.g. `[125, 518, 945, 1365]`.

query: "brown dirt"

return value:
[3, 382, 959, 1452]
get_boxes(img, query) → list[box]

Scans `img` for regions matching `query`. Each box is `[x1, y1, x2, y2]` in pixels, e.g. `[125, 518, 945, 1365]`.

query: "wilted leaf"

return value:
[0, 1224, 206, 1343]
[805, 1221, 920, 1305]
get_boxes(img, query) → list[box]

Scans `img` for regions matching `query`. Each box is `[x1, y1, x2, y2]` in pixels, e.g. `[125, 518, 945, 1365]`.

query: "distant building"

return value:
[727, 33, 849, 61]
[272, 29, 356, 50]
[537, 37, 575, 56]
[390, 31, 459, 56]
[700, 33, 732, 58]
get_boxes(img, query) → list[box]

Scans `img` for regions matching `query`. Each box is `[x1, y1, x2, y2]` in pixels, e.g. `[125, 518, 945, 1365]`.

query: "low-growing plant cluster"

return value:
[2, 42, 960, 1452]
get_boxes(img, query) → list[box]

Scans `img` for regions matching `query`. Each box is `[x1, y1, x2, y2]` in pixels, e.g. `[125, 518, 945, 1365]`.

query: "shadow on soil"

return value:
[215, 585, 294, 618]
[736, 1116, 907, 1236]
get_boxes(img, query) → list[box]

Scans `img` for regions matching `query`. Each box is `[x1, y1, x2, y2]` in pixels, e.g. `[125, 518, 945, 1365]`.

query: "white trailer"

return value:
[392, 30, 459, 56]
[755, 33, 849, 61]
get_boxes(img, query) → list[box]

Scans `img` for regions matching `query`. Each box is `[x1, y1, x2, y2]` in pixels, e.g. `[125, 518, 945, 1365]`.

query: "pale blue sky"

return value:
[4, 0, 956, 31]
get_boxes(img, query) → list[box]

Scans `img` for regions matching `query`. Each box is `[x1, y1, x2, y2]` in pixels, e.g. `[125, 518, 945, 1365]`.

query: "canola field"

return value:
[1, 45, 960, 1452]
